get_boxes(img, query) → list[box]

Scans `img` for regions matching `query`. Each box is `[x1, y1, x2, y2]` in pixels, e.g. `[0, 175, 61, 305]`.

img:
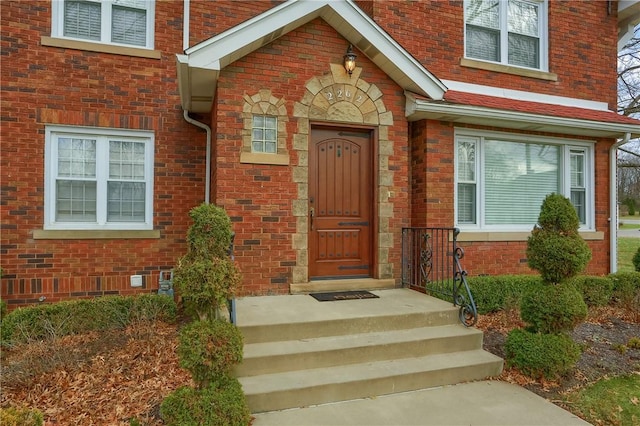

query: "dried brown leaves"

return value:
[1, 322, 191, 425]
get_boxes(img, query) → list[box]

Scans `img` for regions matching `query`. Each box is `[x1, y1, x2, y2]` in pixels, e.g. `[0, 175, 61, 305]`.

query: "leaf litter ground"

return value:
[1, 307, 638, 424]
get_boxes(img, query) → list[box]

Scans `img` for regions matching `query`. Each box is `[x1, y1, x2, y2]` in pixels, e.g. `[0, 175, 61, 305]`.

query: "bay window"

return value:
[455, 130, 593, 230]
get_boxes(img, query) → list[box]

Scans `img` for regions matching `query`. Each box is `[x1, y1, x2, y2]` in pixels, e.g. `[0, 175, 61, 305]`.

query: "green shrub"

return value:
[174, 257, 240, 321]
[505, 329, 581, 380]
[609, 271, 640, 307]
[571, 276, 614, 307]
[0, 406, 44, 426]
[1, 299, 7, 321]
[520, 282, 587, 333]
[526, 194, 591, 284]
[160, 375, 250, 426]
[178, 320, 243, 389]
[186, 203, 233, 260]
[1, 294, 176, 345]
[633, 247, 640, 272]
[466, 275, 543, 314]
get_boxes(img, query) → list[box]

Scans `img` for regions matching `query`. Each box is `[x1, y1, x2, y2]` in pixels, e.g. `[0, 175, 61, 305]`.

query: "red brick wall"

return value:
[373, 0, 618, 107]
[409, 120, 614, 278]
[212, 18, 410, 294]
[0, 1, 620, 308]
[0, 1, 208, 308]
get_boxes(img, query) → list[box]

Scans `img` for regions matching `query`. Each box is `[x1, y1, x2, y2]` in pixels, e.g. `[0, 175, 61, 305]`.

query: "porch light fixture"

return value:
[343, 44, 357, 76]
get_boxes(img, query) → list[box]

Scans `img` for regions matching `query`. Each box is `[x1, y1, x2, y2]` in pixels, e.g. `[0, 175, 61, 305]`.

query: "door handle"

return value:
[310, 207, 315, 231]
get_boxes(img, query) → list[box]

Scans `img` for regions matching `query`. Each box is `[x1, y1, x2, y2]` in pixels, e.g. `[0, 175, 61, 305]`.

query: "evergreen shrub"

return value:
[185, 203, 233, 260]
[505, 329, 581, 380]
[633, 247, 640, 272]
[519, 282, 587, 334]
[177, 319, 243, 389]
[609, 271, 640, 307]
[571, 276, 614, 307]
[526, 194, 591, 284]
[0, 407, 43, 426]
[1, 295, 176, 345]
[160, 375, 250, 426]
[467, 275, 543, 314]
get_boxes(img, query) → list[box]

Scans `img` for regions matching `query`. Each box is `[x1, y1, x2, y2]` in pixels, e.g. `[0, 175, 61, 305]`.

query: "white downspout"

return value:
[183, 0, 190, 51]
[610, 132, 631, 273]
[183, 111, 212, 204]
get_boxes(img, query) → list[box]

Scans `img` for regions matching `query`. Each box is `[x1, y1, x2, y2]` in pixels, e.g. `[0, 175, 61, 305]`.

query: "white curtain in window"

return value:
[484, 140, 559, 225]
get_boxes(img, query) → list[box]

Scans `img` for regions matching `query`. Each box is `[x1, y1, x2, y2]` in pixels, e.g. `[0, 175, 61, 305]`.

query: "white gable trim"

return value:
[177, 0, 446, 113]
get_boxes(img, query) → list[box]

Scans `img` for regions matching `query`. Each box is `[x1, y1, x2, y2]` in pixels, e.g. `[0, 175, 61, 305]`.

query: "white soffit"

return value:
[177, 0, 446, 113]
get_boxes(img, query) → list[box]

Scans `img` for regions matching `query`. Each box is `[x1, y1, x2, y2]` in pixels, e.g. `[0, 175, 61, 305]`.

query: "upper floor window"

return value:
[455, 130, 593, 231]
[44, 126, 154, 230]
[464, 0, 547, 71]
[51, 0, 155, 49]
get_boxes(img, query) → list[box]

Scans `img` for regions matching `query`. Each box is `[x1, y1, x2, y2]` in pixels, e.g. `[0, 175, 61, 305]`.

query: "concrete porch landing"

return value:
[234, 289, 589, 425]
[234, 288, 503, 413]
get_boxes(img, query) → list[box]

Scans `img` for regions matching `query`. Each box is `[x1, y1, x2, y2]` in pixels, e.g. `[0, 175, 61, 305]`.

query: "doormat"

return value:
[309, 290, 379, 302]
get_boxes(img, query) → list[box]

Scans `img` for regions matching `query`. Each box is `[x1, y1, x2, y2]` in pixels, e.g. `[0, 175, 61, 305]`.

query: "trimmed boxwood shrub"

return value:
[609, 271, 640, 307]
[571, 276, 614, 307]
[160, 375, 250, 426]
[526, 194, 591, 284]
[177, 319, 243, 389]
[505, 329, 581, 380]
[519, 282, 587, 334]
[185, 203, 234, 261]
[466, 275, 544, 314]
[1, 294, 176, 345]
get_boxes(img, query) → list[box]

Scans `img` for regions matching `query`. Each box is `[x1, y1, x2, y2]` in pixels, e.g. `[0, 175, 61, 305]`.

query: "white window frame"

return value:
[251, 115, 278, 154]
[463, 0, 549, 72]
[44, 125, 155, 230]
[51, 0, 155, 50]
[454, 129, 594, 231]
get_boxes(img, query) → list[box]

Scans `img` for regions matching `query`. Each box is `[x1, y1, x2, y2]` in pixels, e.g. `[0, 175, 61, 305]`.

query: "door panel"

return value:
[309, 128, 372, 279]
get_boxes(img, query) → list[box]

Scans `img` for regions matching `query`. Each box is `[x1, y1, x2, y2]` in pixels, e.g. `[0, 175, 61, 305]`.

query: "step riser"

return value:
[244, 360, 503, 413]
[240, 309, 460, 344]
[236, 332, 483, 376]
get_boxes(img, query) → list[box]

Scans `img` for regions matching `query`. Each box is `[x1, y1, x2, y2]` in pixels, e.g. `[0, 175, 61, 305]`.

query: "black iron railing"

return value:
[401, 227, 478, 326]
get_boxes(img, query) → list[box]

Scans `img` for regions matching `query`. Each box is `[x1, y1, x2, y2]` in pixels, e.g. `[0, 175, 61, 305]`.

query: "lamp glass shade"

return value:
[343, 45, 357, 75]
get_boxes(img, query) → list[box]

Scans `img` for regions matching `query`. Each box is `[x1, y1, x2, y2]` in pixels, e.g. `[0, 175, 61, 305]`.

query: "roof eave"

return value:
[177, 0, 446, 113]
[407, 95, 640, 139]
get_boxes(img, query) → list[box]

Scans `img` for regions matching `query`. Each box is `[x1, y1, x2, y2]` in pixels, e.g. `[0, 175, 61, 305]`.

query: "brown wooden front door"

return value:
[309, 127, 373, 279]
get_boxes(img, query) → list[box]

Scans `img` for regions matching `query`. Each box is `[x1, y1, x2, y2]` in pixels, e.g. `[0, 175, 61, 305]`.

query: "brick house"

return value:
[2, 0, 639, 308]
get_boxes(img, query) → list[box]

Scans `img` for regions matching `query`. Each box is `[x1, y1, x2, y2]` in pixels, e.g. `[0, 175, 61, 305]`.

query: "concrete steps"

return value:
[233, 289, 503, 413]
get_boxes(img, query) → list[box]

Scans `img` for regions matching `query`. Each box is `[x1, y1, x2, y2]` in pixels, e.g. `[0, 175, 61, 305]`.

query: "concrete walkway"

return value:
[252, 380, 590, 426]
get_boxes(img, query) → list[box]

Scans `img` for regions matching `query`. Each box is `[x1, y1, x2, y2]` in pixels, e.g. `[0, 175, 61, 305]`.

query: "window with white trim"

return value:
[45, 126, 154, 230]
[464, 0, 547, 70]
[455, 130, 594, 230]
[251, 115, 277, 153]
[51, 0, 155, 49]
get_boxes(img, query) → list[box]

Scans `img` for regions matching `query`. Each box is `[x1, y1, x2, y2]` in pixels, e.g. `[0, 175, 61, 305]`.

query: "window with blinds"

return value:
[465, 0, 546, 70]
[455, 131, 593, 230]
[54, 0, 153, 49]
[45, 126, 154, 230]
